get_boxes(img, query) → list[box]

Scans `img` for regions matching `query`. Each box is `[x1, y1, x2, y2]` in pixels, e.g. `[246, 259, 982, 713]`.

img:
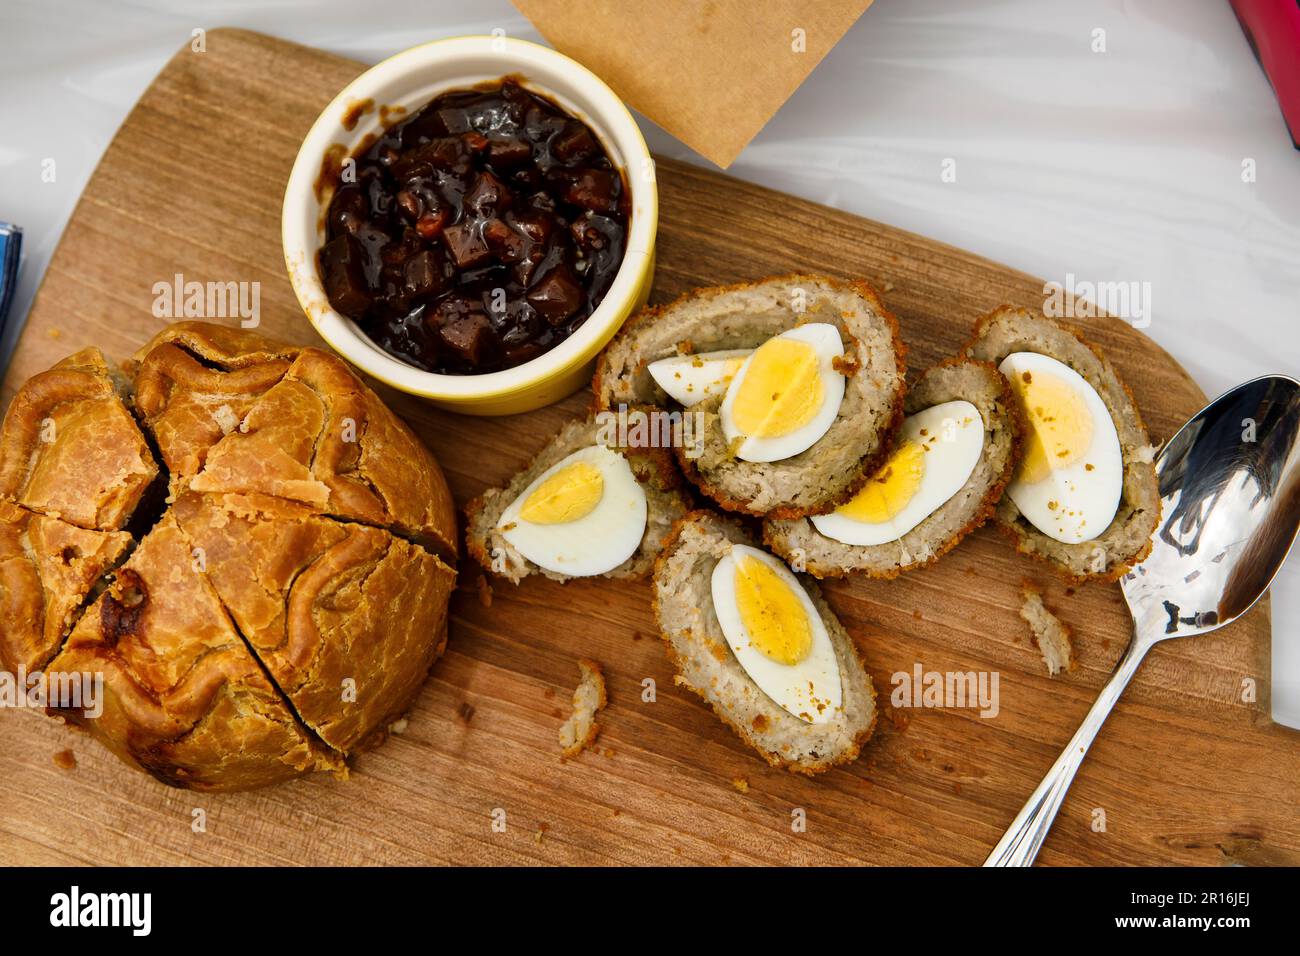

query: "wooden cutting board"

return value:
[1, 28, 1295, 867]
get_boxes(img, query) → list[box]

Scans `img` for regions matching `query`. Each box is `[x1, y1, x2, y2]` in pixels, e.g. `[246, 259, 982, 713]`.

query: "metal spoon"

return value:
[985, 374, 1300, 867]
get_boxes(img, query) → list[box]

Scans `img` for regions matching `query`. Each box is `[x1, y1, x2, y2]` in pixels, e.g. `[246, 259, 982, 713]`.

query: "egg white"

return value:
[719, 323, 846, 463]
[998, 352, 1123, 544]
[811, 400, 985, 547]
[498, 445, 647, 577]
[647, 349, 752, 407]
[710, 544, 843, 724]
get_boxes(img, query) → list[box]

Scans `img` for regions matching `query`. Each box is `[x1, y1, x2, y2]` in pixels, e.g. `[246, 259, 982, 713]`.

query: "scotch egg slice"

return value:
[719, 323, 846, 463]
[497, 445, 648, 577]
[811, 400, 985, 546]
[998, 352, 1123, 544]
[710, 544, 843, 724]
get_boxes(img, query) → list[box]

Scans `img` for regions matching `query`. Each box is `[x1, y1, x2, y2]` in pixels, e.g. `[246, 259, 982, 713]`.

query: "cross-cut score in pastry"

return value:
[47, 513, 344, 791]
[0, 324, 462, 791]
[189, 348, 459, 562]
[170, 491, 456, 753]
[0, 348, 158, 531]
[0, 499, 133, 674]
[131, 321, 300, 491]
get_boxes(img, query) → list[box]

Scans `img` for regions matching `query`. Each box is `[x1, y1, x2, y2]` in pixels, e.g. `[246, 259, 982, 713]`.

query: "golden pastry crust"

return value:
[132, 321, 304, 368]
[0, 348, 158, 530]
[0, 499, 133, 673]
[47, 514, 344, 792]
[2, 324, 460, 791]
[132, 322, 300, 488]
[190, 347, 458, 561]
[170, 492, 456, 753]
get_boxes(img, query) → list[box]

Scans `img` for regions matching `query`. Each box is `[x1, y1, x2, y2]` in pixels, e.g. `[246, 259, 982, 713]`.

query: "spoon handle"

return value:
[983, 636, 1152, 866]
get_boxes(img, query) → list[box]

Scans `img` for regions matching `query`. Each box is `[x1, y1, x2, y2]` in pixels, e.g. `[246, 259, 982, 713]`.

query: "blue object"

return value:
[0, 222, 20, 337]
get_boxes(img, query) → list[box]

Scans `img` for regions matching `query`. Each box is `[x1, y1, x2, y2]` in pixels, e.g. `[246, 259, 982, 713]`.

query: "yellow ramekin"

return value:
[282, 36, 657, 416]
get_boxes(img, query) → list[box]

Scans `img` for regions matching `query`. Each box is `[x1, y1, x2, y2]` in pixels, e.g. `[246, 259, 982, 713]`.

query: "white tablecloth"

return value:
[2, 0, 1298, 725]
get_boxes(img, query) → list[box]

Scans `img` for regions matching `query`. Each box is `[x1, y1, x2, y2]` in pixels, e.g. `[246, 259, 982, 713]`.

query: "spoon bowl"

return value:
[1122, 374, 1300, 640]
[986, 374, 1300, 866]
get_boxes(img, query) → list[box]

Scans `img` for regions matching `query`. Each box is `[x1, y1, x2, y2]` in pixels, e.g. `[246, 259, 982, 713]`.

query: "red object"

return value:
[1231, 0, 1300, 147]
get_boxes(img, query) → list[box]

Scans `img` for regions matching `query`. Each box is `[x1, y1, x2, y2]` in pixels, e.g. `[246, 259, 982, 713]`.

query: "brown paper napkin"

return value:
[512, 0, 874, 168]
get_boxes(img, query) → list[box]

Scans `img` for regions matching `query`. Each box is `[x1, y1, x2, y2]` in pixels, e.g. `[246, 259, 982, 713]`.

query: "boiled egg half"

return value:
[498, 445, 647, 576]
[711, 544, 842, 723]
[811, 400, 985, 546]
[998, 352, 1122, 544]
[647, 349, 751, 407]
[719, 324, 846, 463]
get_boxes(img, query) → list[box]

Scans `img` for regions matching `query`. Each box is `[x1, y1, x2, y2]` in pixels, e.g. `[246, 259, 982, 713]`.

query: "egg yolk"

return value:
[1010, 371, 1094, 483]
[731, 338, 823, 438]
[519, 462, 604, 524]
[733, 555, 812, 666]
[836, 440, 926, 523]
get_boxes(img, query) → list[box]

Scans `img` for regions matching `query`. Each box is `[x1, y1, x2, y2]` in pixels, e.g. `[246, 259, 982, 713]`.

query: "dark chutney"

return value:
[318, 78, 630, 375]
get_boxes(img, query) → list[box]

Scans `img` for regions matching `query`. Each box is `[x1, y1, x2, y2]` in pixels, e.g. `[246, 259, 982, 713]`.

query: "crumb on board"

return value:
[389, 717, 409, 735]
[457, 702, 475, 723]
[559, 658, 607, 759]
[476, 574, 493, 608]
[888, 706, 911, 733]
[53, 749, 76, 770]
[1019, 580, 1076, 676]
[731, 777, 749, 794]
